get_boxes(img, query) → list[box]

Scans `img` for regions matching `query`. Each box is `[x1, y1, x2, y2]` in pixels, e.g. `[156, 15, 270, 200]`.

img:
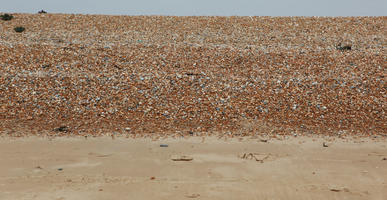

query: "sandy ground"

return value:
[0, 136, 386, 200]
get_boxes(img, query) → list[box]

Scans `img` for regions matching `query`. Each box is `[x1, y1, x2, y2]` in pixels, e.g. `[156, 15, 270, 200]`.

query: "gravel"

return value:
[0, 14, 385, 137]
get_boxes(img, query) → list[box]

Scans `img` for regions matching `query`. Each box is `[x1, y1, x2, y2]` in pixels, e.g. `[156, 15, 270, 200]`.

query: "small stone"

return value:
[330, 188, 341, 192]
[329, 186, 349, 193]
[54, 126, 69, 132]
[160, 144, 168, 147]
[185, 194, 200, 198]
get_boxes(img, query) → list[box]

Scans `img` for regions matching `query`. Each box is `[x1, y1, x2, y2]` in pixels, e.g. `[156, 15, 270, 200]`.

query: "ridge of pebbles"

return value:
[0, 14, 385, 137]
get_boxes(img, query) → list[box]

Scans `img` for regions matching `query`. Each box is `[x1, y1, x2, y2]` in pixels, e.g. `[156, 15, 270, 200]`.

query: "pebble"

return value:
[0, 15, 384, 137]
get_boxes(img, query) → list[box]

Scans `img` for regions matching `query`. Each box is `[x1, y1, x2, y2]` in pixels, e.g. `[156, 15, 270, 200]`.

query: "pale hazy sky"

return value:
[1, 0, 386, 16]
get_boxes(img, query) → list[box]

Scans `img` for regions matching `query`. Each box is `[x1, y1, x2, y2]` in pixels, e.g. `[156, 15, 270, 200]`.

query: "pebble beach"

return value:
[0, 14, 385, 137]
[1, 13, 387, 200]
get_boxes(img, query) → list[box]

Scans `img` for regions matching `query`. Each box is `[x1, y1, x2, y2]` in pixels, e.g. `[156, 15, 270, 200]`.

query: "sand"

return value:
[0, 136, 386, 200]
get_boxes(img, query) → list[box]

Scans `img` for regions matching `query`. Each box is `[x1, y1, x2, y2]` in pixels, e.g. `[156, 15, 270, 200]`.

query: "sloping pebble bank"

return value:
[0, 14, 385, 137]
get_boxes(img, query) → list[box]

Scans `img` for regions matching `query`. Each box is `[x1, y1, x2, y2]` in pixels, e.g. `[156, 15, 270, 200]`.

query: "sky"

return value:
[1, 0, 386, 16]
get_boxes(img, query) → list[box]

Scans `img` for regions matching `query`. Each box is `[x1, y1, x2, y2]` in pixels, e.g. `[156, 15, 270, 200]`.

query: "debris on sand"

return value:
[185, 193, 200, 198]
[171, 155, 193, 161]
[329, 186, 350, 192]
[239, 153, 270, 163]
